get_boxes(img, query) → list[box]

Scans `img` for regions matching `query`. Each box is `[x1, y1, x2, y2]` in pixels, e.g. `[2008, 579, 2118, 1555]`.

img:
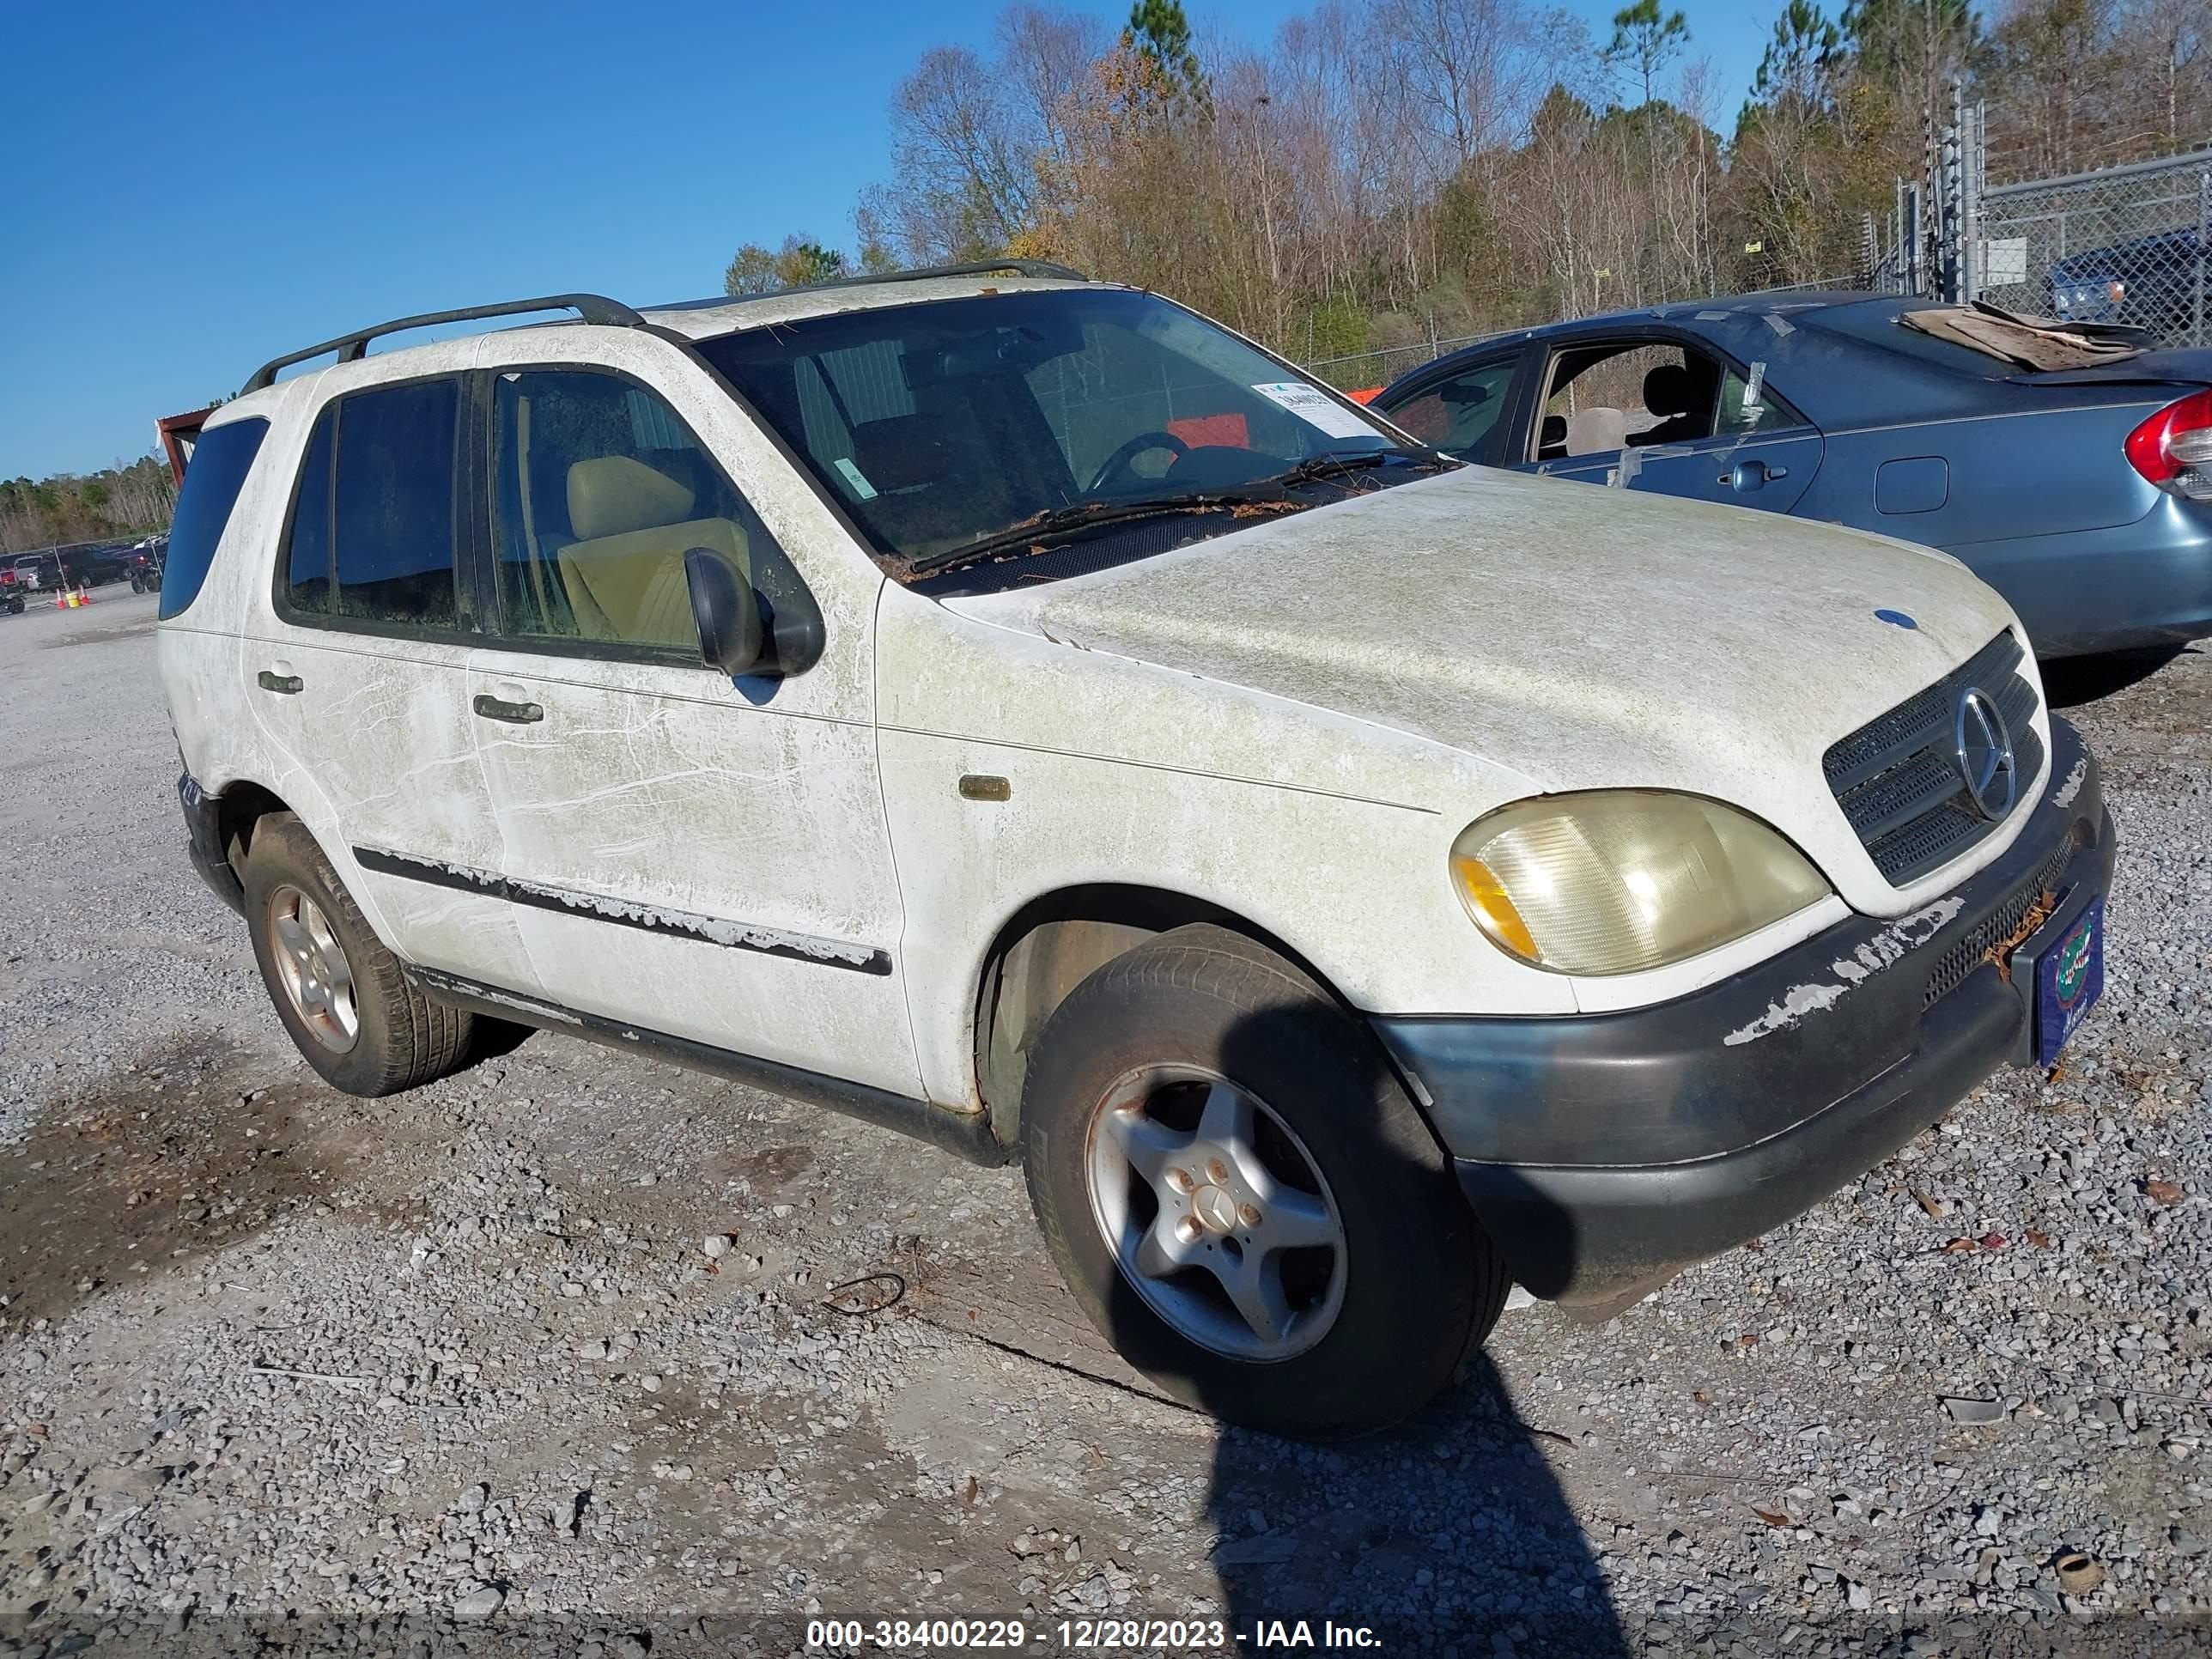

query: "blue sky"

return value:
[0, 0, 1770, 479]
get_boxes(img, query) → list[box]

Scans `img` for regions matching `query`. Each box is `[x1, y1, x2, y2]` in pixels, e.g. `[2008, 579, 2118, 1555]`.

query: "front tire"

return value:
[240, 814, 472, 1096]
[1020, 925, 1504, 1437]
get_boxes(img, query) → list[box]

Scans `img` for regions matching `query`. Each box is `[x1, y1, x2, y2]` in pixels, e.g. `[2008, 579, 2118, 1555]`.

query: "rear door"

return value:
[1520, 331, 1823, 514]
[240, 368, 542, 994]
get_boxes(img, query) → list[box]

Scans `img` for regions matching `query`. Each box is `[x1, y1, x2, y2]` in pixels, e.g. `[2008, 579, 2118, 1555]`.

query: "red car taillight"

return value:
[2124, 387, 2212, 500]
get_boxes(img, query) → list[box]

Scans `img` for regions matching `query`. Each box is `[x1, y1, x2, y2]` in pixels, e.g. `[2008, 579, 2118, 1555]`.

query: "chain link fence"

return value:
[1973, 149, 2212, 346]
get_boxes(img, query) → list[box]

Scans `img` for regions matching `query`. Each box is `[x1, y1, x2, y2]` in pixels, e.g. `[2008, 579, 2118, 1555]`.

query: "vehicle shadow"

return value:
[1100, 994, 1632, 1656]
[2041, 642, 2191, 708]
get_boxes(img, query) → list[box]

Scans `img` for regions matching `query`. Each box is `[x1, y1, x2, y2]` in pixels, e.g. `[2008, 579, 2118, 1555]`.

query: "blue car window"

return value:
[159, 417, 269, 620]
[1384, 361, 1516, 464]
[1717, 366, 1806, 435]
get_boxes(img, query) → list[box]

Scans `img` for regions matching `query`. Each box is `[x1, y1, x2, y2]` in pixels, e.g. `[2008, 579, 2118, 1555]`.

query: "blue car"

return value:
[1371, 292, 2212, 656]
[2049, 228, 2205, 340]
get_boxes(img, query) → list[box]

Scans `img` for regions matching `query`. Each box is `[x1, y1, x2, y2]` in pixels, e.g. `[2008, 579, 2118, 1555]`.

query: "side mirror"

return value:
[685, 549, 763, 677]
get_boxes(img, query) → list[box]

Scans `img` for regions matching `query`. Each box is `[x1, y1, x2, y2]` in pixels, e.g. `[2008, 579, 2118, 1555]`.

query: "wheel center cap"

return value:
[1193, 1185, 1240, 1235]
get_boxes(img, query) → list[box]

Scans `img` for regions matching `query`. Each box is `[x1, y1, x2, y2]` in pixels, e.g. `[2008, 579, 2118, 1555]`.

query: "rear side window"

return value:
[157, 417, 268, 620]
[278, 378, 462, 629]
[1716, 364, 1805, 436]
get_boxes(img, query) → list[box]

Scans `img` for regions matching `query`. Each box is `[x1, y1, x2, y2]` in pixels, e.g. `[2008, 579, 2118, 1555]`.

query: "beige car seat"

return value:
[1564, 407, 1629, 457]
[559, 455, 750, 645]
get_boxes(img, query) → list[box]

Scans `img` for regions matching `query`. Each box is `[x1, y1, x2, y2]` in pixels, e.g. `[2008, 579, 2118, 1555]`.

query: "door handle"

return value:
[1721, 460, 1789, 489]
[472, 694, 544, 725]
[256, 670, 302, 695]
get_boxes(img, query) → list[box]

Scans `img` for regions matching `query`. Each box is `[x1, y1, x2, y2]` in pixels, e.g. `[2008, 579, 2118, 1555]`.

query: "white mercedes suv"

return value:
[158, 265, 2114, 1436]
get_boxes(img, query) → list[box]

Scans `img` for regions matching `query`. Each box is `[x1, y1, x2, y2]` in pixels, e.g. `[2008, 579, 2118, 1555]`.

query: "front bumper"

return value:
[1375, 718, 2114, 1307]
[178, 771, 246, 915]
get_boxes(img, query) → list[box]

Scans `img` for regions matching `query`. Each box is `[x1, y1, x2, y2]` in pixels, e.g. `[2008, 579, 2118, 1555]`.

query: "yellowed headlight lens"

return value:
[1449, 793, 1830, 975]
[1450, 853, 1540, 963]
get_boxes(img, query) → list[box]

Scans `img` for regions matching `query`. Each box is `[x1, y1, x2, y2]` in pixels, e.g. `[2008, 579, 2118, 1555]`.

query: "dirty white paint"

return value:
[1722, 896, 1968, 1045]
[159, 273, 2059, 1127]
[952, 465, 2042, 922]
[2052, 754, 2089, 807]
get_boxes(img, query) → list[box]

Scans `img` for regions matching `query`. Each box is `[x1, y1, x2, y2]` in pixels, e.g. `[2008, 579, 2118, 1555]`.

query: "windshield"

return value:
[692, 288, 1409, 572]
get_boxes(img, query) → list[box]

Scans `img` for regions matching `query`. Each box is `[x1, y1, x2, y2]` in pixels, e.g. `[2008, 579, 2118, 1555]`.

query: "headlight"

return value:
[1449, 792, 1831, 976]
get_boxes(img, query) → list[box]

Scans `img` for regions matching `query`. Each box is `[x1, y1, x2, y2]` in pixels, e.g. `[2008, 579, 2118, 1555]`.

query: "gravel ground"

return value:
[0, 588, 2207, 1658]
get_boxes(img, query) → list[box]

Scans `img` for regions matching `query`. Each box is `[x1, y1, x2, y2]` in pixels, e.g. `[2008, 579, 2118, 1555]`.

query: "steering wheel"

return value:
[1086, 429, 1189, 494]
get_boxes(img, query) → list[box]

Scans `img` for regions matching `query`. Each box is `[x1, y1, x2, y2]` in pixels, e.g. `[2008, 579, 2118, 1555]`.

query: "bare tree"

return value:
[822, 0, 2197, 387]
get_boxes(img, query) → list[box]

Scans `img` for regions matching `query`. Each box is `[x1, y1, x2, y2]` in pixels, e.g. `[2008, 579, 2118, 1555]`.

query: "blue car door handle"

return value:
[1723, 459, 1788, 490]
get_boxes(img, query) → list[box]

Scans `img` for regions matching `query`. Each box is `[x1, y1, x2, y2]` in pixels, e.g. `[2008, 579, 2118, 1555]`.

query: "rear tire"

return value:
[240, 814, 472, 1096]
[1020, 924, 1503, 1437]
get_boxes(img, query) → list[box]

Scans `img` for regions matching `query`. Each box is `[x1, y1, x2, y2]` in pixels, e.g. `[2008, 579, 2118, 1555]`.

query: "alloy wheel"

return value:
[266, 884, 360, 1054]
[1084, 1065, 1347, 1362]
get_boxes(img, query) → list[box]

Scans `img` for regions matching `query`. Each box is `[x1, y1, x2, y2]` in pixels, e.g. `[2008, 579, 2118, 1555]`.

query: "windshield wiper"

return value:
[906, 447, 1449, 579]
[908, 489, 1272, 576]
[1253, 448, 1417, 489]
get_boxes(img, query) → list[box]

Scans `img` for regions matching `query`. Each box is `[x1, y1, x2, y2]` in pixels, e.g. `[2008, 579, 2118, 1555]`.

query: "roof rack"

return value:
[240, 293, 647, 394]
[646, 258, 1093, 314]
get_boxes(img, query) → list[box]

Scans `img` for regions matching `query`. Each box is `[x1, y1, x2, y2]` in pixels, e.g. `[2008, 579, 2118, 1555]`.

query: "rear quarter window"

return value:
[157, 417, 270, 620]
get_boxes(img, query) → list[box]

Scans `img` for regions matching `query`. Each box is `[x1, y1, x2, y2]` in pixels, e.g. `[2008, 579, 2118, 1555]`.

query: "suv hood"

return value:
[948, 466, 2031, 897]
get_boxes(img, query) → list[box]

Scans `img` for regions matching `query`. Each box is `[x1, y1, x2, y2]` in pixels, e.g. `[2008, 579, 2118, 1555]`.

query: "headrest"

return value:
[568, 456, 696, 541]
[1643, 362, 1697, 417]
[1565, 407, 1628, 456]
[851, 414, 953, 495]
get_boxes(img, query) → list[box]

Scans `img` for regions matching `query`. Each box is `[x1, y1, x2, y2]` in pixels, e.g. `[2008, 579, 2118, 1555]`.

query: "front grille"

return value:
[1823, 632, 2045, 884]
[1921, 830, 2081, 1008]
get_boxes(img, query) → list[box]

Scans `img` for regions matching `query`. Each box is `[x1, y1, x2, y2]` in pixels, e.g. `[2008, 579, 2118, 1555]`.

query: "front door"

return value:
[463, 362, 919, 1097]
[1372, 354, 1528, 465]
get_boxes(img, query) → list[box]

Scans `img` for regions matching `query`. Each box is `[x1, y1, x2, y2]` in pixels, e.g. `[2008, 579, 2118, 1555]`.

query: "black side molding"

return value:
[404, 965, 1011, 1168]
[355, 847, 893, 975]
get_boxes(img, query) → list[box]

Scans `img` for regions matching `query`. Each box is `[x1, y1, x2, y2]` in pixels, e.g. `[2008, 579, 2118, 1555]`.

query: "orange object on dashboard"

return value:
[1167, 413, 1250, 449]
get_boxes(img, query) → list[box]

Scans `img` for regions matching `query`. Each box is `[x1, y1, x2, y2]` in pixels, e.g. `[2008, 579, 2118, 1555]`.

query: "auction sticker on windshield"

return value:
[1251, 382, 1376, 439]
